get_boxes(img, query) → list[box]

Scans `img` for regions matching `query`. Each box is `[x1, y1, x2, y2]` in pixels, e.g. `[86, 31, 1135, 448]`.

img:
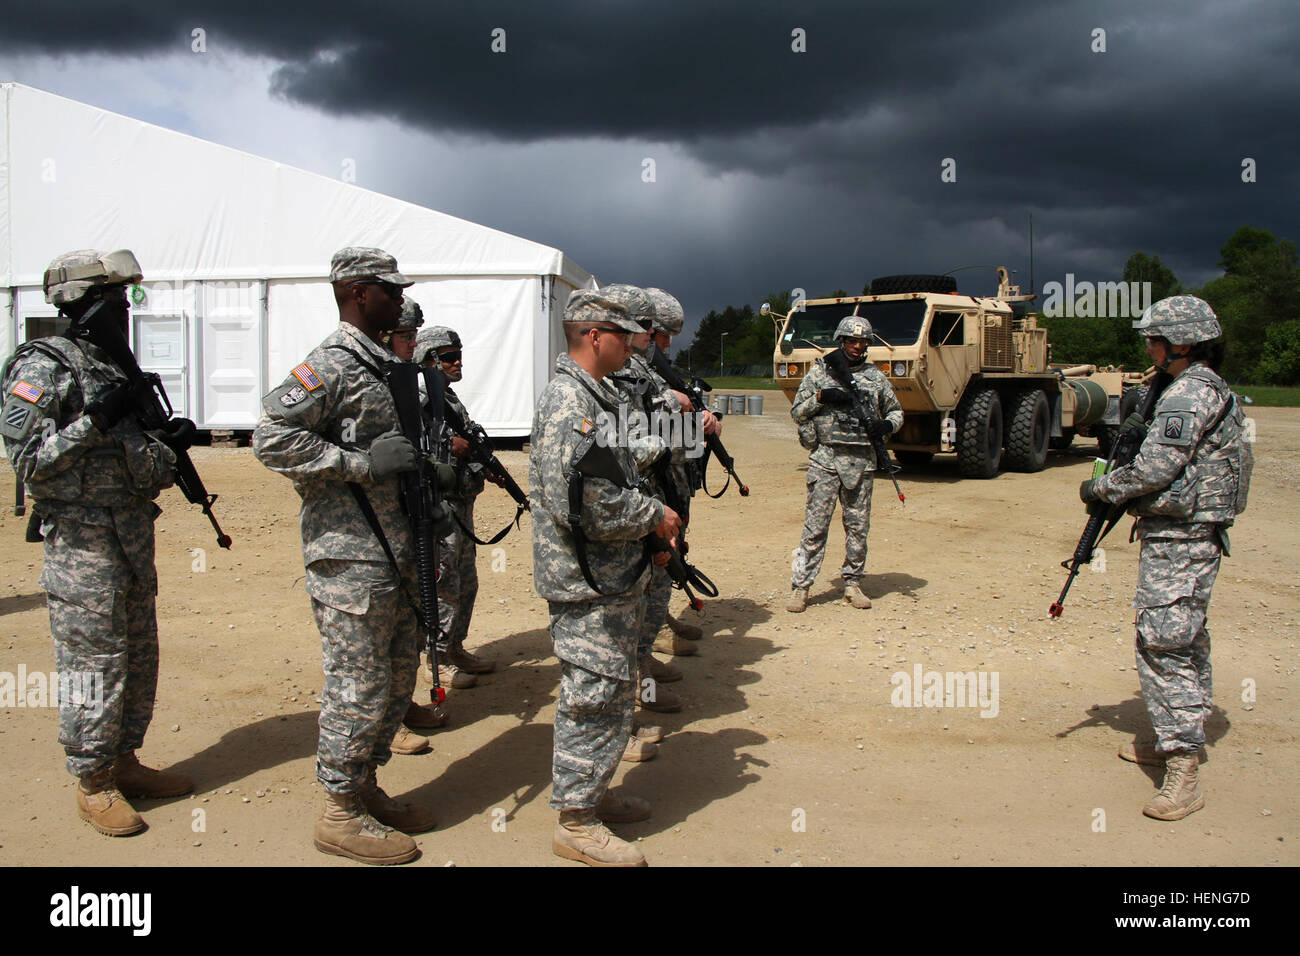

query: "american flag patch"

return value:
[11, 381, 43, 403]
[291, 364, 323, 391]
[580, 418, 595, 434]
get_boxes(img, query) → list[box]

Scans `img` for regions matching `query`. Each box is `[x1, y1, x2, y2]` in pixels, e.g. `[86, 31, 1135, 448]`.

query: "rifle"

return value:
[823, 348, 905, 505]
[569, 433, 718, 610]
[646, 346, 749, 498]
[440, 399, 529, 542]
[386, 361, 449, 705]
[74, 301, 232, 549]
[1048, 372, 1172, 618]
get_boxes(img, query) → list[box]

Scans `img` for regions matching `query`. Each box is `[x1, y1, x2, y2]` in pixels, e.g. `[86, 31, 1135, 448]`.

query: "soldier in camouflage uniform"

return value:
[412, 325, 498, 688]
[531, 289, 682, 866]
[787, 316, 903, 613]
[1082, 296, 1252, 821]
[253, 248, 443, 865]
[1, 249, 194, 837]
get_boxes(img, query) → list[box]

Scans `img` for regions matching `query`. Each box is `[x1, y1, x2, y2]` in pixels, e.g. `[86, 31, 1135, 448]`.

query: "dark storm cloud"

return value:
[4, 0, 1297, 309]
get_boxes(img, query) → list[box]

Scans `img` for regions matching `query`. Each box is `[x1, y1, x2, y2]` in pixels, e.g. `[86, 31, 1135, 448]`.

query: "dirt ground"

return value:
[0, 397, 1295, 867]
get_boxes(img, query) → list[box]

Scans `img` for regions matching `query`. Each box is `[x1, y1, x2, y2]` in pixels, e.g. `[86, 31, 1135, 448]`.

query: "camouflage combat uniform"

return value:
[253, 323, 421, 793]
[789, 354, 903, 590]
[1092, 362, 1250, 755]
[2, 336, 176, 778]
[531, 354, 663, 809]
[435, 385, 487, 656]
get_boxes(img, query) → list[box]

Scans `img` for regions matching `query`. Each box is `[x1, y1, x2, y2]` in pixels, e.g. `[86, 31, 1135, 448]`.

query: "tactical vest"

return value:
[1131, 365, 1253, 525]
[814, 362, 876, 449]
[4, 337, 173, 505]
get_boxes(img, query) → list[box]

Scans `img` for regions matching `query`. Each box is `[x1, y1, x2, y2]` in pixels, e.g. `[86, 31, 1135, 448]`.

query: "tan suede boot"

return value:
[403, 700, 449, 731]
[636, 672, 683, 713]
[652, 627, 698, 657]
[638, 654, 683, 683]
[77, 766, 145, 836]
[314, 791, 418, 865]
[665, 613, 703, 641]
[113, 751, 194, 798]
[596, 789, 652, 824]
[786, 588, 808, 613]
[1142, 754, 1205, 821]
[621, 737, 659, 762]
[632, 720, 664, 744]
[360, 767, 436, 834]
[553, 809, 646, 866]
[844, 583, 872, 609]
[1118, 740, 1165, 767]
[390, 725, 431, 755]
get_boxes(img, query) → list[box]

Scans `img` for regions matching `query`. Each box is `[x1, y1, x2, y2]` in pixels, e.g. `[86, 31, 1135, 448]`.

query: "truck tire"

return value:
[1049, 427, 1076, 450]
[956, 386, 1003, 478]
[869, 274, 959, 295]
[1004, 389, 1050, 472]
[1120, 385, 1147, 421]
[896, 450, 934, 466]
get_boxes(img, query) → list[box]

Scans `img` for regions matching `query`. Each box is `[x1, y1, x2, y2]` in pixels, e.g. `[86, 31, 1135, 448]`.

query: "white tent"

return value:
[0, 82, 594, 435]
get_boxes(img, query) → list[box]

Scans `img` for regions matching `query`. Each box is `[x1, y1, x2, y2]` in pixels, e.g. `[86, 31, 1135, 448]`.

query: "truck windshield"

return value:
[781, 300, 927, 349]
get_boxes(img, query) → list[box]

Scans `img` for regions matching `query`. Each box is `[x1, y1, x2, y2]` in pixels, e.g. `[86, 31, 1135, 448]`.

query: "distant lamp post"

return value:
[720, 332, 729, 377]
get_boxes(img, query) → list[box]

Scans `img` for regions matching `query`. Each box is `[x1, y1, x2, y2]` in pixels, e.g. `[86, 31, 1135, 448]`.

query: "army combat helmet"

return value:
[414, 325, 461, 365]
[43, 250, 143, 308]
[643, 288, 685, 335]
[1132, 295, 1222, 346]
[834, 315, 872, 341]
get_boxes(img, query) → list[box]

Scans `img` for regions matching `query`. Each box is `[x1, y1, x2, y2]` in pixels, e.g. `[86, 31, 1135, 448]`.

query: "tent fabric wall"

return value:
[0, 83, 595, 436]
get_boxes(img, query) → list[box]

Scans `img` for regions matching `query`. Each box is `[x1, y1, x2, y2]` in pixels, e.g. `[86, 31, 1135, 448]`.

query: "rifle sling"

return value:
[345, 485, 437, 639]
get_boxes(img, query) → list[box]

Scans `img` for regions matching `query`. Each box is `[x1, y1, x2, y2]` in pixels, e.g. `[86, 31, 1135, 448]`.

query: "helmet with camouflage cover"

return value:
[414, 325, 461, 364]
[1131, 295, 1222, 346]
[397, 298, 425, 329]
[598, 284, 655, 330]
[643, 288, 684, 335]
[834, 315, 872, 341]
[43, 249, 143, 307]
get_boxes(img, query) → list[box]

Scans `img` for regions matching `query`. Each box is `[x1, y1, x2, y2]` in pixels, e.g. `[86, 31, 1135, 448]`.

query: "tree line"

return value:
[675, 226, 1300, 385]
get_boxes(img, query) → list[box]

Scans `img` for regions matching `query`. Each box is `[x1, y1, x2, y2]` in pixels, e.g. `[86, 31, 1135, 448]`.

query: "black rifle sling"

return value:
[566, 431, 649, 596]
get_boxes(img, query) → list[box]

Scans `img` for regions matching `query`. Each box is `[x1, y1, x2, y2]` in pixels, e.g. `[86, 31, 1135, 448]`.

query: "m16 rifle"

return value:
[440, 400, 529, 544]
[74, 300, 233, 549]
[1049, 372, 1172, 618]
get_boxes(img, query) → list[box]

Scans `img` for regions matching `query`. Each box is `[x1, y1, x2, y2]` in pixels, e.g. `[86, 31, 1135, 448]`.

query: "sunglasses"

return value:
[438, 350, 463, 363]
[349, 279, 403, 300]
[584, 326, 633, 344]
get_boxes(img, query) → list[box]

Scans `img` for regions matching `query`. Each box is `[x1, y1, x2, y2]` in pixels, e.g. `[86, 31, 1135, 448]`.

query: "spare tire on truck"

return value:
[869, 274, 959, 295]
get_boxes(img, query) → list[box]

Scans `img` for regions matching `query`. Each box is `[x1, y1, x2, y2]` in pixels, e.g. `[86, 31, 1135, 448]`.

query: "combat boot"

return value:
[786, 588, 808, 613]
[314, 791, 418, 865]
[653, 626, 698, 657]
[552, 809, 646, 867]
[439, 664, 478, 689]
[622, 737, 659, 762]
[1142, 754, 1205, 821]
[596, 789, 652, 824]
[404, 700, 449, 731]
[360, 767, 436, 834]
[844, 583, 872, 609]
[638, 653, 683, 683]
[391, 725, 431, 755]
[446, 645, 495, 674]
[636, 674, 683, 714]
[113, 752, 194, 798]
[77, 766, 145, 836]
[632, 720, 664, 743]
[1118, 740, 1165, 767]
[665, 613, 703, 641]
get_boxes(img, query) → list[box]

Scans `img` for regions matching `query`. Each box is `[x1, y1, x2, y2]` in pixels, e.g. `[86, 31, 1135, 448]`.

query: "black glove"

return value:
[867, 419, 893, 438]
[1119, 412, 1146, 439]
[433, 461, 458, 494]
[84, 383, 133, 431]
[818, 387, 851, 406]
[432, 500, 455, 538]
[1079, 478, 1101, 503]
[158, 417, 197, 452]
[368, 431, 417, 479]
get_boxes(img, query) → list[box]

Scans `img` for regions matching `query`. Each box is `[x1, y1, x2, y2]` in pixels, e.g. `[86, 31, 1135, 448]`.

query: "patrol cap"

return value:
[414, 326, 461, 364]
[598, 284, 655, 330]
[834, 315, 872, 341]
[43, 249, 143, 306]
[1132, 295, 1222, 346]
[563, 289, 642, 334]
[397, 298, 425, 329]
[644, 288, 684, 335]
[329, 247, 413, 287]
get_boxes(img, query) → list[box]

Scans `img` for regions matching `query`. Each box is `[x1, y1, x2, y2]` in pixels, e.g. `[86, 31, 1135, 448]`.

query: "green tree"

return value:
[1254, 319, 1300, 385]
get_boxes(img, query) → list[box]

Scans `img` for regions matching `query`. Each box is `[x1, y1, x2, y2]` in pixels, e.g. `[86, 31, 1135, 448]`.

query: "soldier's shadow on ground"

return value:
[1055, 696, 1231, 784]
[803, 573, 928, 608]
[0, 591, 47, 616]
[160, 711, 320, 797]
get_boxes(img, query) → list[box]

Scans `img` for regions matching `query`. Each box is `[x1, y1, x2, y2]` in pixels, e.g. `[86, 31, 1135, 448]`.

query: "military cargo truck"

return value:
[765, 267, 1148, 478]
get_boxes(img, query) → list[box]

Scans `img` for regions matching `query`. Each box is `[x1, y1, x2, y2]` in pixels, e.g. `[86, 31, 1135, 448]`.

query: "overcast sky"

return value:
[2, 1, 1296, 342]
